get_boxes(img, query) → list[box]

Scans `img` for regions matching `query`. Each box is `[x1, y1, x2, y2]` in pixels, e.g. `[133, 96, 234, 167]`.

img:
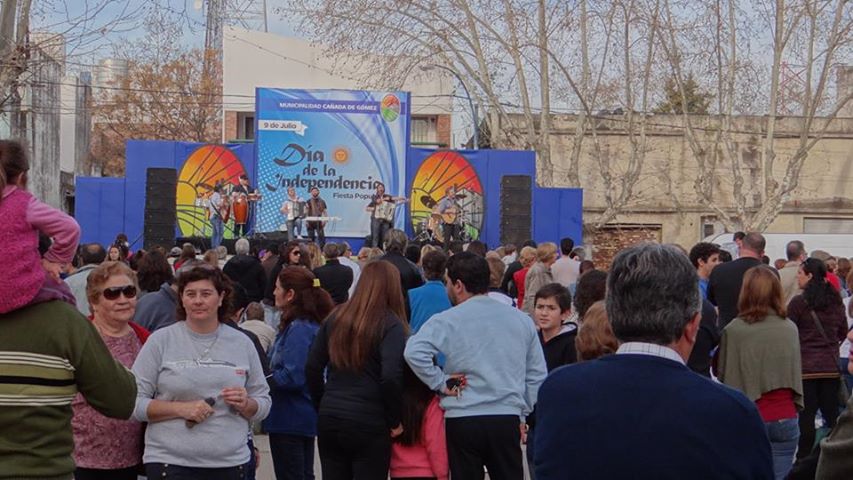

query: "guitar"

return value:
[203, 191, 230, 222]
[217, 195, 231, 223]
[441, 206, 459, 224]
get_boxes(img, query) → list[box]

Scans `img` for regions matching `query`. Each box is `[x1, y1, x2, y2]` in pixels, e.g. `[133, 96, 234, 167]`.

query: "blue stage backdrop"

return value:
[76, 140, 256, 249]
[75, 141, 582, 253]
[406, 148, 583, 248]
[75, 177, 126, 249]
[254, 88, 410, 237]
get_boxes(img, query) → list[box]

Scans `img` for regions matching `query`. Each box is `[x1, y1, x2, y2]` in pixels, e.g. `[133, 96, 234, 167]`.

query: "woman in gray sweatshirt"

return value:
[132, 265, 271, 480]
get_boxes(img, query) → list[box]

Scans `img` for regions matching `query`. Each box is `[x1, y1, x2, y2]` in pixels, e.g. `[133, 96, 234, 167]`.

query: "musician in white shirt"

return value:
[366, 182, 406, 248]
[280, 186, 304, 240]
[209, 183, 226, 249]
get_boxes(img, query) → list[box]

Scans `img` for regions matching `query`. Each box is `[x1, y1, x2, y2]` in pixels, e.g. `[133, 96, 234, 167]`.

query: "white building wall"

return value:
[59, 77, 77, 174]
[222, 27, 454, 135]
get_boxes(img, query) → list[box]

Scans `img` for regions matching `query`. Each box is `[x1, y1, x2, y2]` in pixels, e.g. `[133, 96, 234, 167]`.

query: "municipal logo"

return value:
[381, 94, 401, 122]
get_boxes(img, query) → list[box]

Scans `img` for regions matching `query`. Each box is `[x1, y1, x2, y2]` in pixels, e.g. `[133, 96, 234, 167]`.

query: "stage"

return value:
[75, 89, 582, 252]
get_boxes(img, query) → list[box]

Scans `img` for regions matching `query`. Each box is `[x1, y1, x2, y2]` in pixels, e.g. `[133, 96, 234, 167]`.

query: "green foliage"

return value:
[654, 74, 713, 115]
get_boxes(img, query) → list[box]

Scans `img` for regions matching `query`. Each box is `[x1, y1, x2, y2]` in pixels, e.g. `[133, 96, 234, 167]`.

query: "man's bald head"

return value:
[80, 243, 106, 265]
[740, 233, 766, 258]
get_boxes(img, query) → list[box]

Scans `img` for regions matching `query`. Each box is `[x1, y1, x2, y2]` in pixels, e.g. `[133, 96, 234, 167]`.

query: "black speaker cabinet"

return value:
[500, 175, 532, 246]
[144, 168, 177, 251]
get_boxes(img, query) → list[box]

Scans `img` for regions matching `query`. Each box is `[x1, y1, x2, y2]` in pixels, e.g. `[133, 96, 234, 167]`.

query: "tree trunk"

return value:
[537, 0, 553, 187]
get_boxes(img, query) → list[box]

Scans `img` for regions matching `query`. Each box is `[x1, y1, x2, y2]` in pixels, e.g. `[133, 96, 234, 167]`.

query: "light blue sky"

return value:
[33, 0, 298, 66]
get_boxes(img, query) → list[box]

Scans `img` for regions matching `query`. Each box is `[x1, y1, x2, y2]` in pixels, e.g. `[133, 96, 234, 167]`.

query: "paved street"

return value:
[253, 434, 529, 479]
[250, 434, 344, 480]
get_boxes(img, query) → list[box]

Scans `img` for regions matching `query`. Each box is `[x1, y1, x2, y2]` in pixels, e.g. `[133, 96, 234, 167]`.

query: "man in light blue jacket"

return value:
[404, 252, 547, 480]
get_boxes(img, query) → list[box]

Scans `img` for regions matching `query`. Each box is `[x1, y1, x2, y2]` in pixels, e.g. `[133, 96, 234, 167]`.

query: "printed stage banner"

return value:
[254, 88, 410, 237]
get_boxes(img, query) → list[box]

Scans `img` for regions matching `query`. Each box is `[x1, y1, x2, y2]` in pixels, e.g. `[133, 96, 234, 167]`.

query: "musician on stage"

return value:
[437, 185, 462, 247]
[366, 182, 406, 248]
[231, 174, 257, 237]
[280, 186, 304, 240]
[209, 183, 227, 249]
[305, 186, 328, 247]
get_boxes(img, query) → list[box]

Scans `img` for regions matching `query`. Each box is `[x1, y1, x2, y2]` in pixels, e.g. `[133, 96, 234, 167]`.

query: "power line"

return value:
[20, 77, 467, 103]
[222, 32, 368, 85]
[12, 76, 850, 138]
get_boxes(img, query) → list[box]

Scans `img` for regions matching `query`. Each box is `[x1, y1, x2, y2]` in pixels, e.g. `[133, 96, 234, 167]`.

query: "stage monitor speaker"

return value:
[500, 175, 532, 247]
[174, 237, 239, 256]
[144, 168, 177, 251]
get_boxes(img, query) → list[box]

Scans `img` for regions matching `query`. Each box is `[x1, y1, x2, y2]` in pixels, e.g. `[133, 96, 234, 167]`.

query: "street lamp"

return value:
[419, 64, 478, 149]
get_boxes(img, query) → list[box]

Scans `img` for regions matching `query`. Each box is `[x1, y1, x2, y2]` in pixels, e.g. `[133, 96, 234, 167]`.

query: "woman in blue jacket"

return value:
[265, 267, 334, 480]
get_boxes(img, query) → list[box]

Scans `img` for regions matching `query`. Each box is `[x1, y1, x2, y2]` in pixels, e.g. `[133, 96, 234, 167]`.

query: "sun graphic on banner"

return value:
[176, 145, 248, 238]
[409, 150, 484, 243]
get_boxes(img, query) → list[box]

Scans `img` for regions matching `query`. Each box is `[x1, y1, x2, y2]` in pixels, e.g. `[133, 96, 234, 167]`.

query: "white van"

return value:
[702, 233, 853, 261]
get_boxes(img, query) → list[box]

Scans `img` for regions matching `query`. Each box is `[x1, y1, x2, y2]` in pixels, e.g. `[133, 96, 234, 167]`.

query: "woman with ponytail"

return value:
[264, 267, 334, 480]
[788, 257, 847, 461]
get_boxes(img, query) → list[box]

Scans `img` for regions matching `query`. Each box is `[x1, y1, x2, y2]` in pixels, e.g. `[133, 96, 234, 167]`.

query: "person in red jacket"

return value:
[514, 247, 537, 309]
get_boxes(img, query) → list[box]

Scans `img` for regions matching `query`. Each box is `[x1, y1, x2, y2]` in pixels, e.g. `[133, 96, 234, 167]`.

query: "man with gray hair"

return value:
[381, 229, 425, 292]
[64, 243, 106, 316]
[337, 241, 361, 297]
[534, 243, 772, 479]
[780, 240, 806, 303]
[312, 243, 353, 304]
[223, 238, 267, 303]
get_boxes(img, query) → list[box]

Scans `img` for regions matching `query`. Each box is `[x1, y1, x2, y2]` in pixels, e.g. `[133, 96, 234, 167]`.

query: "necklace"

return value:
[92, 318, 131, 338]
[185, 323, 221, 362]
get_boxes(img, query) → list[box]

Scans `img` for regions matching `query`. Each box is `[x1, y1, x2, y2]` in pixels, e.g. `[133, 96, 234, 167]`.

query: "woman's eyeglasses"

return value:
[102, 285, 137, 300]
[291, 250, 302, 256]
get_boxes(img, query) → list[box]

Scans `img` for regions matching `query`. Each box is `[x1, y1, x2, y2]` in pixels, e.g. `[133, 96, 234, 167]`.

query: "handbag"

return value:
[809, 310, 850, 405]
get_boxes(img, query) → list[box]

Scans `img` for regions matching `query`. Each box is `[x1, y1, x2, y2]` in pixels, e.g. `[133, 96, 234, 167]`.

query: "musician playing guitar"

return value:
[437, 185, 462, 248]
[366, 182, 407, 248]
[208, 183, 229, 249]
[305, 186, 329, 247]
[231, 174, 261, 237]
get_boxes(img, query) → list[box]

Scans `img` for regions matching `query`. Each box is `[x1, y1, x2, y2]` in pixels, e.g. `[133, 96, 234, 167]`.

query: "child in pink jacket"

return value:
[0, 140, 79, 314]
[390, 365, 449, 480]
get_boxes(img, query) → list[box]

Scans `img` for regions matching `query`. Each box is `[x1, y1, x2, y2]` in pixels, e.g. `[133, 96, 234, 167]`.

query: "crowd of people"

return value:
[6, 139, 853, 479]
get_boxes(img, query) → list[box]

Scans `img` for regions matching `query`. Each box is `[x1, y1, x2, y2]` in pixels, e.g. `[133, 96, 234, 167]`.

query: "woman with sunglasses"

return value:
[131, 266, 271, 480]
[72, 261, 149, 480]
[264, 241, 310, 306]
